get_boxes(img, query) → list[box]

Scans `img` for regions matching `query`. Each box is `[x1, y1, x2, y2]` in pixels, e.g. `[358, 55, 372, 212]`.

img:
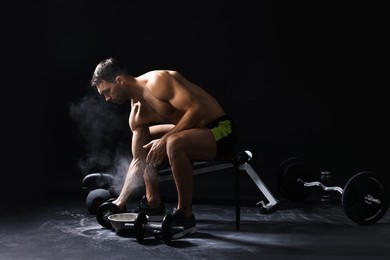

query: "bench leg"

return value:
[234, 162, 240, 231]
[239, 163, 279, 213]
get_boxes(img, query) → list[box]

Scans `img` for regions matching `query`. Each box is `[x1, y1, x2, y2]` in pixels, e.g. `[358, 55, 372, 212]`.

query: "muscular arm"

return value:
[147, 71, 204, 141]
[143, 71, 207, 165]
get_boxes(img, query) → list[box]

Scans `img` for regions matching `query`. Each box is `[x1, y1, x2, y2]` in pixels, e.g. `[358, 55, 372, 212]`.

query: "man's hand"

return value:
[143, 139, 167, 168]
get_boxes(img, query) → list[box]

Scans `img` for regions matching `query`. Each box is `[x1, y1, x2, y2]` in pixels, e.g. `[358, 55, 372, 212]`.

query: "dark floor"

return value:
[1, 197, 390, 260]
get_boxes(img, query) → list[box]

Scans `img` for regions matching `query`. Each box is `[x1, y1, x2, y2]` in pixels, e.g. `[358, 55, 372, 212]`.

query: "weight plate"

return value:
[278, 157, 302, 200]
[134, 213, 148, 243]
[279, 160, 316, 202]
[161, 214, 173, 244]
[85, 188, 111, 214]
[342, 171, 389, 225]
[82, 173, 113, 190]
[280, 157, 303, 173]
[95, 201, 121, 229]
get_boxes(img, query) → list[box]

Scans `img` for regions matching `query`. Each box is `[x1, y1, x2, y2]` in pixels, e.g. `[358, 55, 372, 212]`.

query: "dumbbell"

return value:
[82, 173, 116, 214]
[95, 199, 127, 229]
[278, 157, 390, 225]
[85, 188, 112, 214]
[130, 212, 185, 244]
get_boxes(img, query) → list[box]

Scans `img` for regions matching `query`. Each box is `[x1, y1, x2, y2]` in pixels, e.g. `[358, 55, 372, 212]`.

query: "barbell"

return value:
[278, 157, 389, 225]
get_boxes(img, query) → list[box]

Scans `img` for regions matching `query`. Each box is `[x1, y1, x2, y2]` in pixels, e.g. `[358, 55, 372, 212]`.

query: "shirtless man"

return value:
[90, 57, 237, 238]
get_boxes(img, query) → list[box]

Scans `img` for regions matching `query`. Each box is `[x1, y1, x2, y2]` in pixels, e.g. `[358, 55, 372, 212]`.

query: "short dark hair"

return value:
[90, 57, 128, 86]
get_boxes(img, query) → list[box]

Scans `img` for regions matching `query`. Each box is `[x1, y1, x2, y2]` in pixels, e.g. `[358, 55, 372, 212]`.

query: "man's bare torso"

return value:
[134, 70, 225, 126]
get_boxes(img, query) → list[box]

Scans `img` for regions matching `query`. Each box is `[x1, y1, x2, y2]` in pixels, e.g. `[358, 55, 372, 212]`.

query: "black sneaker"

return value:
[153, 208, 197, 241]
[171, 208, 197, 239]
[131, 195, 166, 221]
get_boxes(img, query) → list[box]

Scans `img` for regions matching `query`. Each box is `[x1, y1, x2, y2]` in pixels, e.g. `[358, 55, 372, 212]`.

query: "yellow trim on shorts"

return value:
[210, 120, 232, 141]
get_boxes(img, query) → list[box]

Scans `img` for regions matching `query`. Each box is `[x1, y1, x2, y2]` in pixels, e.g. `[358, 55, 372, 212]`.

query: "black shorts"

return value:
[206, 115, 238, 158]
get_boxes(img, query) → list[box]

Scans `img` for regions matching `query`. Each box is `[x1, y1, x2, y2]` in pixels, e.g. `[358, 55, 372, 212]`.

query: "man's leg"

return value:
[112, 102, 171, 210]
[156, 128, 216, 238]
[112, 125, 153, 210]
[167, 128, 217, 218]
[145, 124, 174, 207]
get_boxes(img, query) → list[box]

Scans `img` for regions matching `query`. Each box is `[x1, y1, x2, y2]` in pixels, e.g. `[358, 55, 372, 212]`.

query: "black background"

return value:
[1, 1, 388, 206]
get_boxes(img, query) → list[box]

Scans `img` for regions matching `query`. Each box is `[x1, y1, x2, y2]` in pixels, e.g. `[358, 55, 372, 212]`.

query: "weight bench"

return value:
[158, 150, 279, 230]
[83, 150, 279, 231]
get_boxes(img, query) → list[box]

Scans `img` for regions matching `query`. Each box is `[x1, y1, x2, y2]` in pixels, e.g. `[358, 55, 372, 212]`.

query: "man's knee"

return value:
[166, 135, 186, 158]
